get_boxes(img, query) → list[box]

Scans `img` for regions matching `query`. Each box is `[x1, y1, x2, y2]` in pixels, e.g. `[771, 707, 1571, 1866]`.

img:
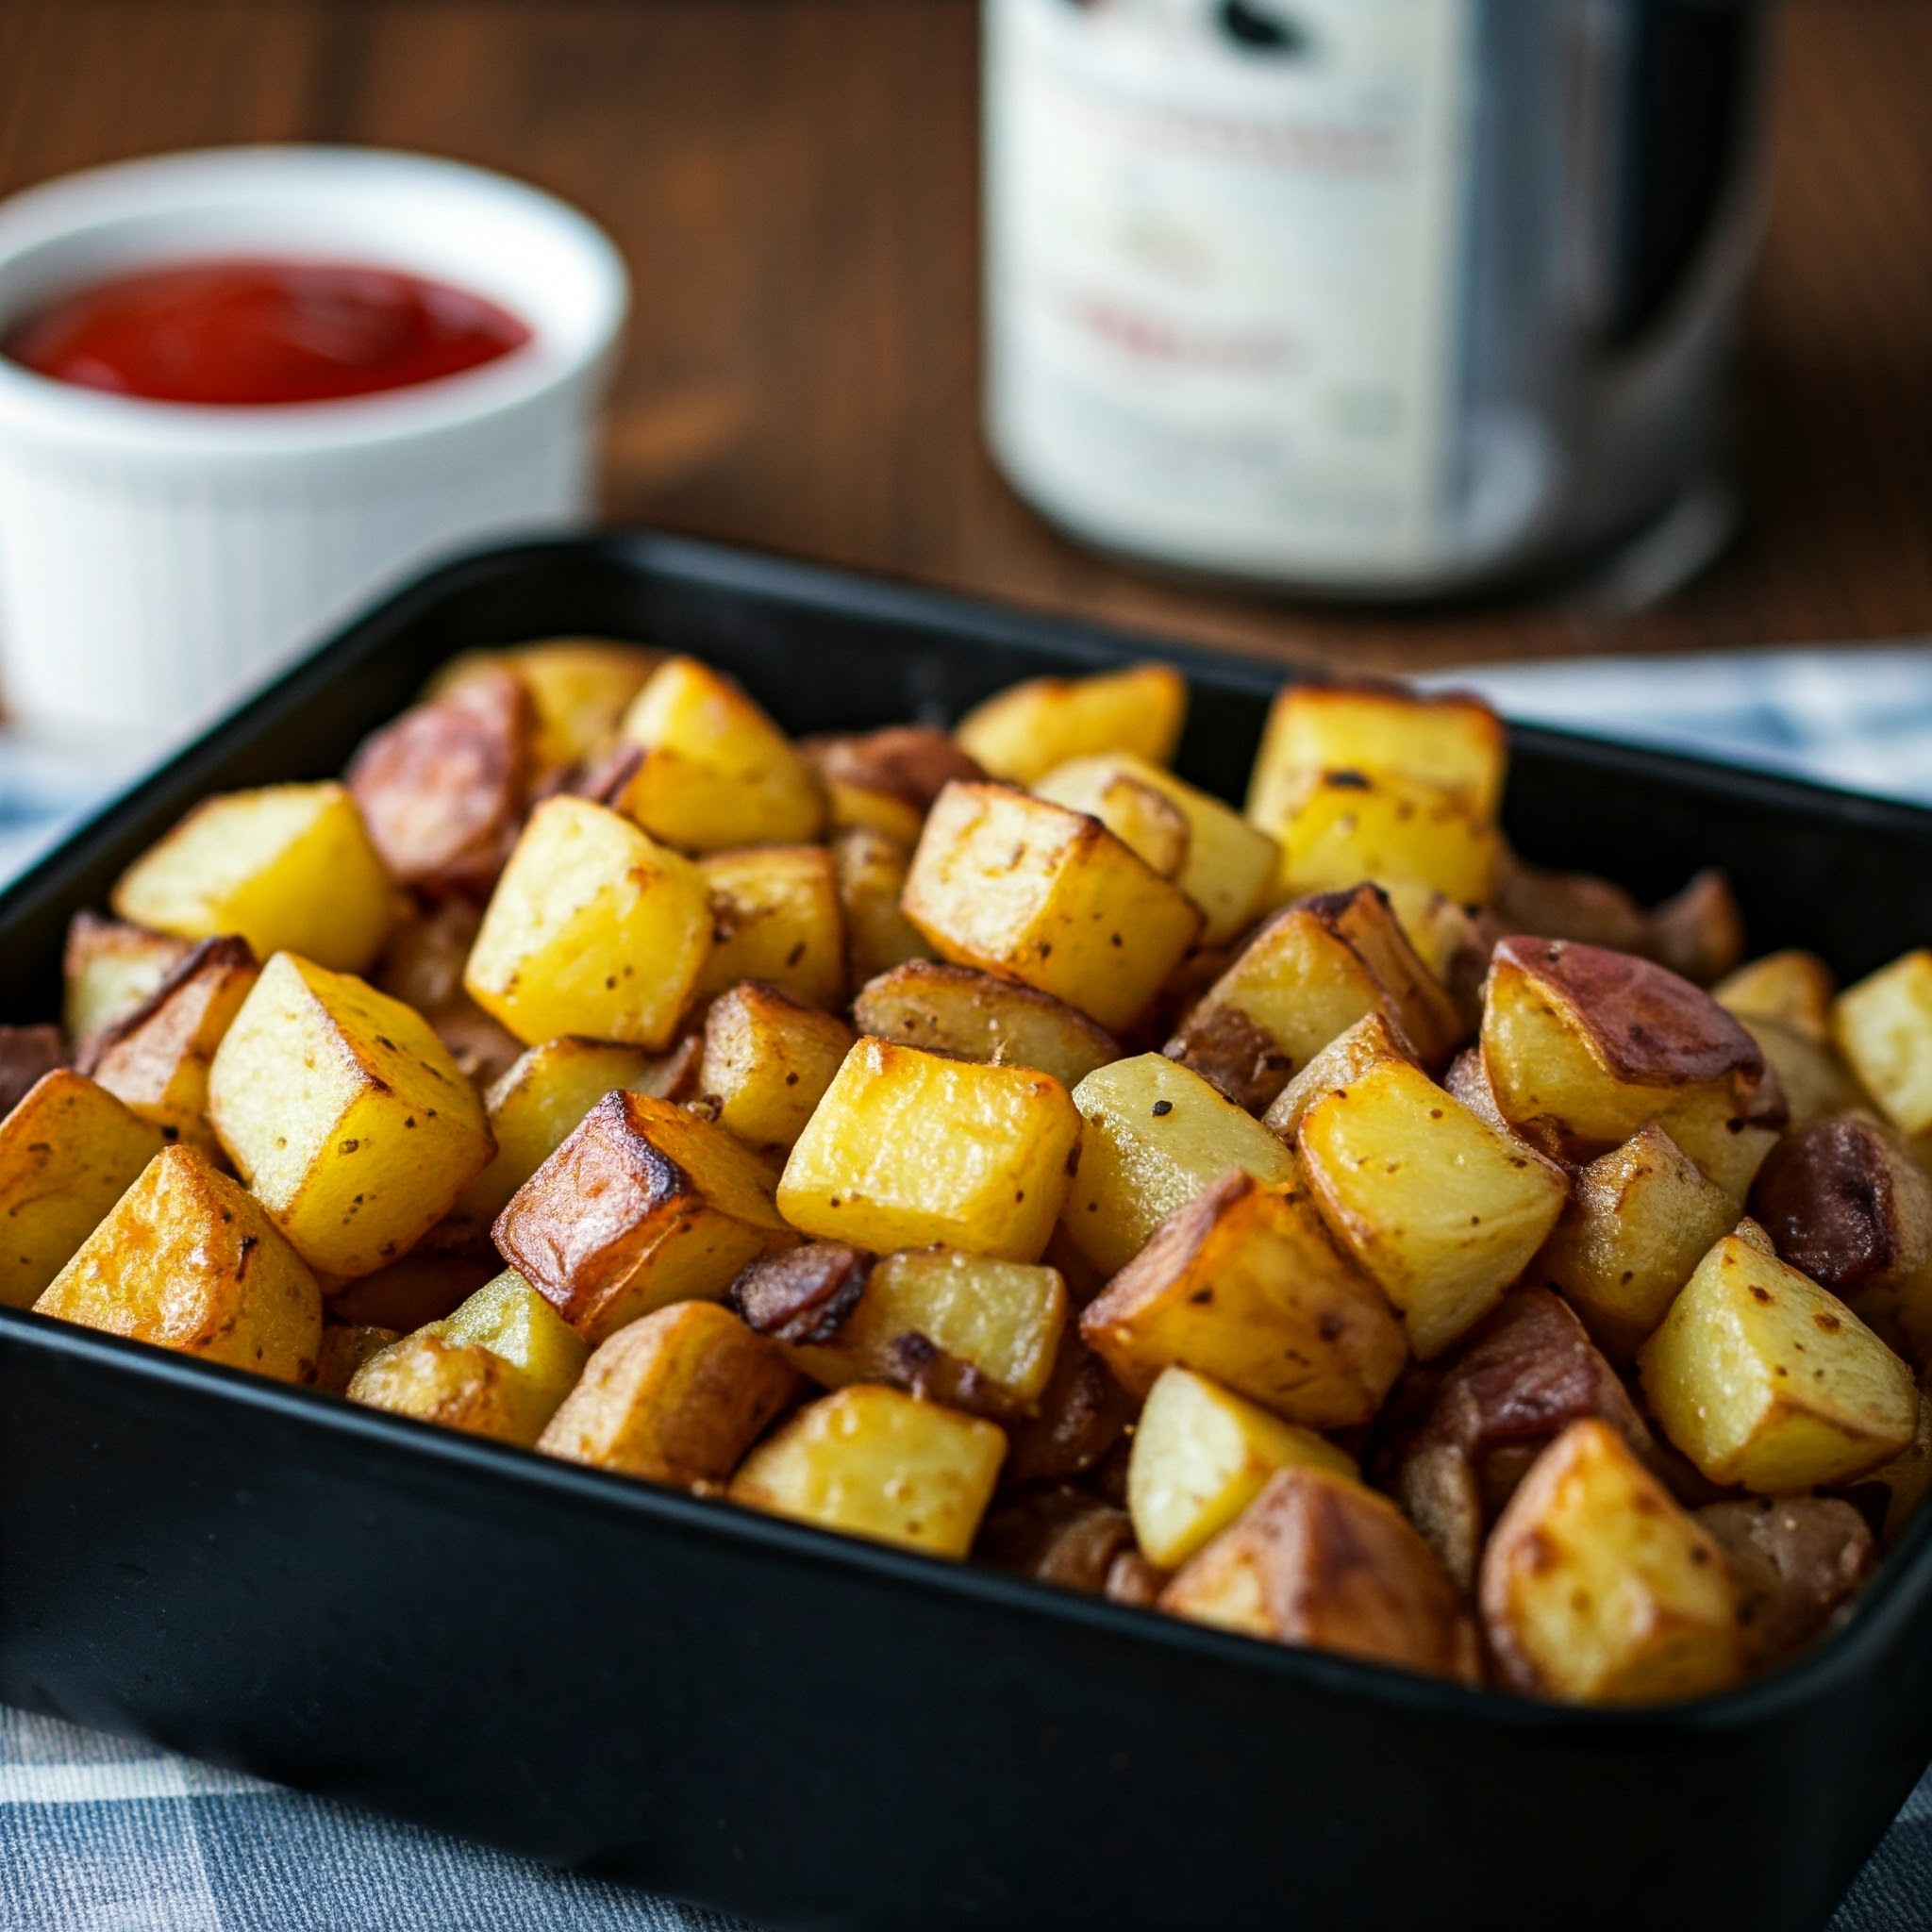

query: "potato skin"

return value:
[1695, 1497, 1875, 1671]
[0, 1024, 67, 1118]
[975, 1487, 1137, 1595]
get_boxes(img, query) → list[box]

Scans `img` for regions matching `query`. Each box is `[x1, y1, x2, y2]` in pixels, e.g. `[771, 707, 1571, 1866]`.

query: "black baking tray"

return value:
[4, 531, 1931, 1932]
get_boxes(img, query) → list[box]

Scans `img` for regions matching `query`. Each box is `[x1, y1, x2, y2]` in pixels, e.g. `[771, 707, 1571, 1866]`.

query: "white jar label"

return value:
[985, 0, 1475, 581]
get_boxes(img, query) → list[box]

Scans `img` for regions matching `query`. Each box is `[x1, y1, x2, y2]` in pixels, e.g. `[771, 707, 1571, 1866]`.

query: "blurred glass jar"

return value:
[983, 0, 1777, 601]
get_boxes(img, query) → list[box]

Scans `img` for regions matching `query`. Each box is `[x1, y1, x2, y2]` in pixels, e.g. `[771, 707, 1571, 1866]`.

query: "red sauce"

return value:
[3, 258, 531, 407]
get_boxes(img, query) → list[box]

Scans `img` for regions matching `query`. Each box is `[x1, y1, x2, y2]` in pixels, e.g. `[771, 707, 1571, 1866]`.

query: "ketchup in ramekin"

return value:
[4, 258, 530, 406]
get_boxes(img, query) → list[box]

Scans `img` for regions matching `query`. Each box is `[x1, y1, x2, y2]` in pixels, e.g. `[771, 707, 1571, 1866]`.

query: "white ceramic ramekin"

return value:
[0, 146, 628, 748]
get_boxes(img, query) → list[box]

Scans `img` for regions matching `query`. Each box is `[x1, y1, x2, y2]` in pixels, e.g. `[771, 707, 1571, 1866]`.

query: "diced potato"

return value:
[1261, 770, 1501, 908]
[323, 1252, 498, 1331]
[727, 1383, 1007, 1557]
[1080, 1171, 1406, 1426]
[1262, 1012, 1418, 1144]
[697, 982, 856, 1151]
[1160, 1467, 1477, 1682]
[1482, 936, 1785, 1200]
[62, 913, 192, 1059]
[1375, 878, 1496, 1030]
[1647, 870, 1747, 988]
[1001, 1331, 1140, 1487]
[437, 1266, 591, 1400]
[1246, 682, 1507, 826]
[956, 663, 1188, 787]
[463, 795, 713, 1049]
[1534, 1124, 1739, 1359]
[852, 959, 1119, 1091]
[902, 782, 1202, 1032]
[0, 1072, 170, 1308]
[86, 937, 258, 1152]
[1038, 759, 1189, 881]
[1299, 1059, 1570, 1358]
[537, 1300, 800, 1485]
[109, 781, 395, 974]
[693, 845, 844, 1008]
[1059, 1055, 1296, 1276]
[1854, 1392, 1932, 1545]
[207, 952, 494, 1279]
[372, 903, 525, 1088]
[1127, 1365, 1358, 1569]
[1834, 951, 1932, 1137]
[832, 826, 933, 991]
[314, 1322, 400, 1396]
[1695, 1496, 1875, 1671]
[975, 1488, 1137, 1596]
[1716, 950, 1836, 1044]
[428, 638, 663, 774]
[495, 1090, 796, 1343]
[1639, 1232, 1918, 1491]
[1493, 856, 1651, 956]
[35, 1144, 321, 1383]
[1479, 1420, 1742, 1705]
[805, 726, 988, 846]
[613, 656, 824, 851]
[777, 1039, 1079, 1262]
[1742, 1016, 1869, 1128]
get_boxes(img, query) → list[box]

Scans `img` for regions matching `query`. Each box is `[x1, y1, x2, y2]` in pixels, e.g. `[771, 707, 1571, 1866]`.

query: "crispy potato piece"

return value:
[1299, 1060, 1569, 1359]
[1247, 682, 1507, 826]
[956, 663, 1187, 786]
[86, 937, 258, 1152]
[697, 982, 856, 1152]
[1534, 1124, 1739, 1360]
[1639, 1232, 1918, 1491]
[1262, 1012, 1419, 1144]
[1647, 870, 1747, 987]
[1739, 1016, 1867, 1128]
[1128, 1365, 1357, 1569]
[62, 913, 192, 1061]
[346, 668, 531, 899]
[0, 1072, 170, 1308]
[614, 656, 824, 851]
[1037, 753, 1277, 946]
[904, 783, 1203, 1032]
[1480, 1419, 1742, 1705]
[1060, 1055, 1296, 1276]
[694, 845, 844, 1008]
[1080, 1171, 1405, 1426]
[727, 1383, 1007, 1558]
[441, 1266, 590, 1396]
[1849, 1392, 1932, 1545]
[1716, 950, 1836, 1044]
[975, 1487, 1138, 1595]
[537, 1299, 799, 1486]
[1491, 855, 1652, 956]
[777, 1038, 1079, 1262]
[1002, 1331, 1140, 1486]
[496, 1090, 796, 1343]
[428, 639, 663, 774]
[1695, 1496, 1875, 1671]
[832, 826, 933, 991]
[1482, 937, 1785, 1200]
[1161, 1466, 1478, 1682]
[35, 1144, 321, 1383]
[314, 1322, 401, 1396]
[464, 796, 713, 1050]
[1375, 879, 1497, 1031]
[853, 959, 1119, 1091]
[805, 725, 988, 845]
[1751, 1116, 1932, 1368]
[1264, 772, 1501, 908]
[323, 1252, 498, 1330]
[109, 781, 395, 974]
[208, 953, 494, 1279]
[1833, 951, 1932, 1137]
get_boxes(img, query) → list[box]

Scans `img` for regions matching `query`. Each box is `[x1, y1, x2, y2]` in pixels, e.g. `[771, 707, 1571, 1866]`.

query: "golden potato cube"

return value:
[86, 937, 258, 1152]
[698, 982, 857, 1151]
[1080, 1171, 1405, 1426]
[804, 725, 987, 846]
[1856, 1393, 1932, 1545]
[208, 952, 494, 1278]
[1246, 682, 1507, 827]
[495, 1090, 794, 1341]
[777, 1038, 1079, 1262]
[614, 655, 824, 851]
[347, 1334, 548, 1443]
[62, 913, 192, 1060]
[438, 1265, 591, 1398]
[429, 638, 663, 774]
[1128, 1365, 1358, 1569]
[1262, 1011, 1418, 1144]
[1059, 1055, 1297, 1276]
[1298, 1058, 1570, 1359]
[1740, 1016, 1867, 1129]
[1037, 761, 1188, 883]
[35, 1144, 321, 1382]
[1834, 951, 1932, 1138]
[1534, 1124, 1739, 1360]
[902, 783, 1202, 1032]
[1374, 877, 1493, 1022]
[831, 826, 933, 991]
[1160, 1467, 1477, 1682]
[463, 795, 713, 1049]
[0, 1072, 170, 1308]
[1261, 771, 1501, 908]
[694, 845, 845, 1008]
[314, 1322, 401, 1396]
[727, 1383, 1007, 1558]
[1639, 1232, 1918, 1491]
[109, 781, 395, 974]
[852, 959, 1119, 1091]
[1716, 950, 1836, 1044]
[1481, 1419, 1742, 1705]
[537, 1300, 799, 1486]
[955, 663, 1187, 787]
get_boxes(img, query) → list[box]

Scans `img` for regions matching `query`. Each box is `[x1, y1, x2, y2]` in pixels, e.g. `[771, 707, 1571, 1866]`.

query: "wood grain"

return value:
[0, 0, 1924, 675]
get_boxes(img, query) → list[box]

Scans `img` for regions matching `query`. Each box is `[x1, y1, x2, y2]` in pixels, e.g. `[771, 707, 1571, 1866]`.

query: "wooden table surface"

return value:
[2, 0, 1926, 676]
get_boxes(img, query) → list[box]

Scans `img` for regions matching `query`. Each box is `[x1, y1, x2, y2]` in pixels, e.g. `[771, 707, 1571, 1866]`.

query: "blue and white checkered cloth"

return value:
[6, 638, 1932, 1932]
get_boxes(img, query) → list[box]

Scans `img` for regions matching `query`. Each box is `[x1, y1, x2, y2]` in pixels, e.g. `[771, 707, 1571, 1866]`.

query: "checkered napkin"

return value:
[6, 640, 1932, 1932]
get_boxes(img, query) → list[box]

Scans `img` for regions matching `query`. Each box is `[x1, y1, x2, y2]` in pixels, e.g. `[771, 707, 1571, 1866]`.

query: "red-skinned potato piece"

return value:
[1694, 1496, 1876, 1671]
